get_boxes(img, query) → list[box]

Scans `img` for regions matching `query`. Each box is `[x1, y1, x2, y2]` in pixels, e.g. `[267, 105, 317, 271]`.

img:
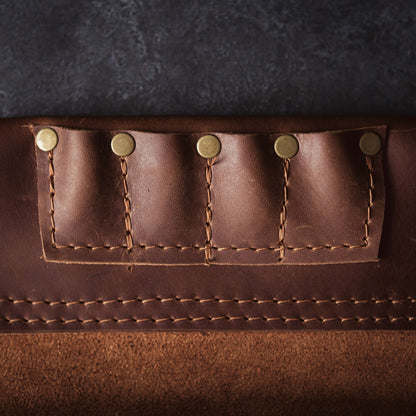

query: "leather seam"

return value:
[364, 156, 374, 245]
[121, 157, 133, 252]
[49, 150, 57, 248]
[2, 316, 415, 324]
[50, 243, 367, 251]
[278, 159, 289, 261]
[1, 297, 415, 305]
[204, 157, 215, 264]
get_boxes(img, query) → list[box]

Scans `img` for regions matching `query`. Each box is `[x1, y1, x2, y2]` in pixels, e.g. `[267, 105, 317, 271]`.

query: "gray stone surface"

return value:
[0, 0, 415, 117]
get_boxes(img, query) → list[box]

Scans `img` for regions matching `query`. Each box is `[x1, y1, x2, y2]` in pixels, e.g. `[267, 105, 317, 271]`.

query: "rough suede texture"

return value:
[1, 333, 416, 416]
[1, 1, 416, 415]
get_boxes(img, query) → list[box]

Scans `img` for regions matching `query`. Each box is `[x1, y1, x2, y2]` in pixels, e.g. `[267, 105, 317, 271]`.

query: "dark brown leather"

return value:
[1, 115, 416, 331]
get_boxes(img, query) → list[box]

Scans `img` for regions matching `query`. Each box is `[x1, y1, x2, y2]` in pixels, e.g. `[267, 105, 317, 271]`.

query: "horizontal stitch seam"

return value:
[50, 243, 367, 251]
[1, 297, 414, 306]
[2, 316, 415, 324]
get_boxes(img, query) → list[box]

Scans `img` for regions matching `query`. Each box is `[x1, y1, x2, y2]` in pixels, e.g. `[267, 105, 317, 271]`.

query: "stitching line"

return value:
[364, 156, 374, 246]
[46, 143, 373, 253]
[278, 159, 289, 261]
[50, 243, 368, 251]
[121, 157, 133, 252]
[48, 150, 57, 247]
[204, 157, 215, 265]
[1, 297, 415, 306]
[2, 316, 415, 324]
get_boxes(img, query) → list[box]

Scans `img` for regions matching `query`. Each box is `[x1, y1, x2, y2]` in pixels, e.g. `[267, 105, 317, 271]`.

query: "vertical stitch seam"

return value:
[121, 157, 133, 252]
[205, 158, 215, 265]
[48, 150, 57, 247]
[364, 156, 374, 246]
[278, 159, 289, 261]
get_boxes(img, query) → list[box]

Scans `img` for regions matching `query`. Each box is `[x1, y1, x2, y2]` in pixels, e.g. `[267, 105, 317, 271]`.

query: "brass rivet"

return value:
[111, 133, 136, 157]
[35, 128, 58, 152]
[359, 132, 382, 156]
[197, 134, 221, 158]
[274, 134, 299, 159]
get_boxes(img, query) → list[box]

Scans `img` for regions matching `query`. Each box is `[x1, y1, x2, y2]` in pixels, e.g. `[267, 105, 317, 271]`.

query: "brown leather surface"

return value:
[1, 331, 416, 415]
[1, 115, 416, 331]
[33, 124, 386, 265]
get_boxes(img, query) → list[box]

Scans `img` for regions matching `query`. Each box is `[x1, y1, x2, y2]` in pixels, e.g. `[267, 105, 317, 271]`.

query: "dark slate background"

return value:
[0, 0, 415, 117]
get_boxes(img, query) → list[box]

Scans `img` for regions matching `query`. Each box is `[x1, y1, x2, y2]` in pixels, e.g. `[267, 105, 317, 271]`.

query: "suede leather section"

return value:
[1, 332, 416, 416]
[1, 116, 416, 331]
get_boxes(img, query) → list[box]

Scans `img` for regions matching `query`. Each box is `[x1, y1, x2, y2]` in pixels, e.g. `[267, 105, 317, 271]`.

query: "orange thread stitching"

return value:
[364, 156, 374, 245]
[2, 316, 415, 324]
[50, 243, 369, 251]
[48, 151, 57, 247]
[278, 159, 289, 261]
[1, 297, 415, 306]
[204, 157, 215, 264]
[121, 157, 133, 252]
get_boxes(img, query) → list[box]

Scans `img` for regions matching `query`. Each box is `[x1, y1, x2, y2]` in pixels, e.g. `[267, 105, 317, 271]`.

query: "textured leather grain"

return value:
[1, 115, 416, 331]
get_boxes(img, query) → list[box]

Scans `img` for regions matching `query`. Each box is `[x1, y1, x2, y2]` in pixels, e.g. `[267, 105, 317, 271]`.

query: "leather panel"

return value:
[0, 116, 415, 331]
[33, 125, 385, 266]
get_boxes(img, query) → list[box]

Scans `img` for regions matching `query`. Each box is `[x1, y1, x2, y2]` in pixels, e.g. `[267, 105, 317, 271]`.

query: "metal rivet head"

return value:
[36, 128, 58, 152]
[197, 134, 221, 159]
[111, 133, 136, 157]
[274, 134, 299, 159]
[359, 132, 382, 156]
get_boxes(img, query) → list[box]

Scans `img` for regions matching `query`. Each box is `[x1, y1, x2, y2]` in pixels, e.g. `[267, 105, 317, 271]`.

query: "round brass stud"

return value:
[35, 128, 59, 152]
[197, 134, 221, 159]
[111, 133, 136, 157]
[274, 134, 299, 159]
[359, 132, 382, 156]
